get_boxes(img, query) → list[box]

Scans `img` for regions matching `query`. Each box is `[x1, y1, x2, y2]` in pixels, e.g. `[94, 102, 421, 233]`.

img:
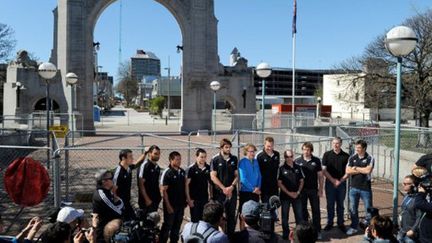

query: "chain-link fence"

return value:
[0, 145, 55, 235]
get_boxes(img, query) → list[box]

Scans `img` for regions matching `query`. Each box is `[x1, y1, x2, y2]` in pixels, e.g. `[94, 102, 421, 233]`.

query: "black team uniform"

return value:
[113, 163, 136, 221]
[278, 162, 304, 238]
[295, 155, 322, 233]
[256, 149, 280, 204]
[92, 187, 124, 243]
[211, 152, 238, 237]
[159, 165, 186, 243]
[137, 159, 162, 214]
[186, 162, 211, 222]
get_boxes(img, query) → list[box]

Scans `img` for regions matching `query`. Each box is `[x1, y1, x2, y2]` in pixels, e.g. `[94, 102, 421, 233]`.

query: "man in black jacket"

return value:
[92, 169, 124, 243]
[256, 136, 280, 204]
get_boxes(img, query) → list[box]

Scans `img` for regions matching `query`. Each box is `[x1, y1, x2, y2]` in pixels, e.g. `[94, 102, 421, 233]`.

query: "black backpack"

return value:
[183, 223, 217, 243]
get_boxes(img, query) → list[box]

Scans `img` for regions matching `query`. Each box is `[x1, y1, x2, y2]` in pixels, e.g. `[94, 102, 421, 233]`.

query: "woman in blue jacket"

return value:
[238, 143, 262, 210]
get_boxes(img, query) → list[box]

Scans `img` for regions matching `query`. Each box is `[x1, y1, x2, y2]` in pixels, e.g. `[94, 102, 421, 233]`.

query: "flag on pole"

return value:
[292, 0, 297, 36]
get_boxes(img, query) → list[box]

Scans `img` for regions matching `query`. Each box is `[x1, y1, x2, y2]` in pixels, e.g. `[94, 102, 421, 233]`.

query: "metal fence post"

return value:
[64, 139, 70, 201]
[140, 133, 145, 154]
[53, 149, 62, 208]
[188, 131, 193, 167]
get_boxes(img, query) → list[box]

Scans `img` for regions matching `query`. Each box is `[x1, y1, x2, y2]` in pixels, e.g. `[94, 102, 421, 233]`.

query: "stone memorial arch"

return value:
[54, 0, 255, 132]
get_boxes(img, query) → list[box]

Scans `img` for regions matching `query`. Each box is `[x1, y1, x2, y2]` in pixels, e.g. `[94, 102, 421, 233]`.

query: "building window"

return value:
[355, 92, 359, 101]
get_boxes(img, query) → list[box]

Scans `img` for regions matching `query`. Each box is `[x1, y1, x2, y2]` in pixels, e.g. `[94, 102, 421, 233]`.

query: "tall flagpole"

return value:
[291, 0, 297, 129]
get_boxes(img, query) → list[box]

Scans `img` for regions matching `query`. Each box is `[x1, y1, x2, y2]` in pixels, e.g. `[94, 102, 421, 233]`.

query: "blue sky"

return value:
[1, 0, 431, 84]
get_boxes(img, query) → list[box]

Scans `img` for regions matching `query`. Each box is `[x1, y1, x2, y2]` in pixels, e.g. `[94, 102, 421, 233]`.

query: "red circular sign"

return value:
[4, 157, 50, 207]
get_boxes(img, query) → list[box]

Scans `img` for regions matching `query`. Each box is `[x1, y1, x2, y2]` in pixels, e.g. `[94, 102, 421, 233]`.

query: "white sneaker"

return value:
[346, 227, 358, 236]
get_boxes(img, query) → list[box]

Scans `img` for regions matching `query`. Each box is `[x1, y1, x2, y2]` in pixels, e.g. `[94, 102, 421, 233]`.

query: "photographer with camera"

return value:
[92, 169, 124, 243]
[231, 200, 281, 243]
[397, 175, 418, 243]
[413, 172, 432, 243]
[361, 215, 397, 243]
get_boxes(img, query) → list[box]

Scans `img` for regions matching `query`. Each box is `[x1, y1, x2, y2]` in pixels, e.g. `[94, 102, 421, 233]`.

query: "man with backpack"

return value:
[181, 202, 228, 243]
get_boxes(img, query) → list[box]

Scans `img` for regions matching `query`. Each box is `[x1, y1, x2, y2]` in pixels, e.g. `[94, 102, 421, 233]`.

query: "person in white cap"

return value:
[56, 206, 86, 230]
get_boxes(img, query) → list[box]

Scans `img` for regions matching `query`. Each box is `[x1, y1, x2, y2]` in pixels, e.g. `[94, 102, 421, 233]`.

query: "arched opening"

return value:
[34, 98, 60, 112]
[91, 0, 183, 127]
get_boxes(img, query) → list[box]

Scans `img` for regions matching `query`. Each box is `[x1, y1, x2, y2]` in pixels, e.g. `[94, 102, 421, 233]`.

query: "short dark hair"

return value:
[148, 145, 160, 153]
[370, 215, 394, 240]
[264, 137, 274, 143]
[169, 151, 181, 161]
[41, 222, 71, 243]
[293, 222, 317, 243]
[119, 149, 132, 161]
[95, 169, 112, 187]
[355, 139, 368, 149]
[202, 202, 224, 225]
[333, 136, 342, 143]
[302, 142, 314, 152]
[219, 138, 232, 148]
[404, 174, 416, 182]
[196, 148, 206, 157]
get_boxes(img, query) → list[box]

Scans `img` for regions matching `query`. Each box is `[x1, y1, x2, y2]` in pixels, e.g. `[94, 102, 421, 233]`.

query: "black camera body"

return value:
[112, 211, 160, 243]
[257, 196, 281, 240]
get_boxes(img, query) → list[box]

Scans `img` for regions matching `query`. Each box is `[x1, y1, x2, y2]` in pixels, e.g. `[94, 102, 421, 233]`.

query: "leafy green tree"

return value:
[149, 96, 165, 117]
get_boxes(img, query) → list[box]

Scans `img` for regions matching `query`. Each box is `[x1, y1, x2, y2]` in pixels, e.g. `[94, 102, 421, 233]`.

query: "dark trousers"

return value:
[281, 197, 303, 238]
[123, 201, 136, 221]
[239, 191, 259, 213]
[139, 199, 160, 217]
[300, 188, 321, 232]
[214, 190, 237, 237]
[325, 180, 346, 226]
[190, 199, 208, 223]
[159, 206, 184, 243]
[261, 193, 277, 205]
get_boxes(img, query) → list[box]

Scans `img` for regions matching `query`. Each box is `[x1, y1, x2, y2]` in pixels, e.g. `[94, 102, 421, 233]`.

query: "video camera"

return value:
[112, 210, 160, 243]
[257, 196, 281, 240]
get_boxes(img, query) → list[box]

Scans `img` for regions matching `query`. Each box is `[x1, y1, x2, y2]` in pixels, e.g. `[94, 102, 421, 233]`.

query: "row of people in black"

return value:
[91, 137, 376, 242]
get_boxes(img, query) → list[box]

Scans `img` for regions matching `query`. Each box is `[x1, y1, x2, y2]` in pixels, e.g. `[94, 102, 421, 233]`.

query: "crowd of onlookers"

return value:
[1, 136, 432, 243]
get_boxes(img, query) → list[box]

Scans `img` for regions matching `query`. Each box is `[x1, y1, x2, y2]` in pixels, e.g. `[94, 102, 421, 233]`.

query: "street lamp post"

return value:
[210, 81, 221, 139]
[38, 62, 57, 166]
[66, 72, 78, 145]
[385, 25, 417, 224]
[164, 57, 171, 121]
[256, 62, 272, 131]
